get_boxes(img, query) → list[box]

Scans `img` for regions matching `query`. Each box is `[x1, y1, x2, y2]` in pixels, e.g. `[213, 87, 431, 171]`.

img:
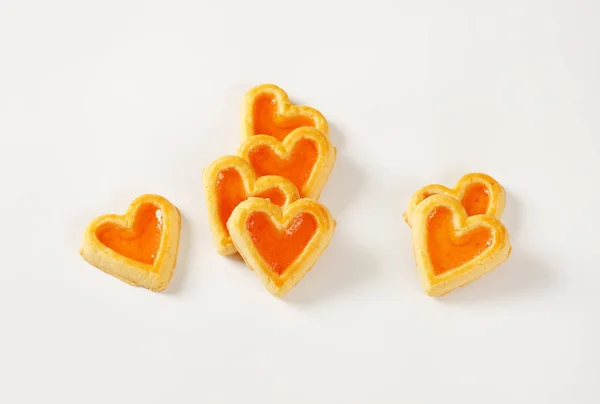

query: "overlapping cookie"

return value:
[410, 193, 511, 297]
[203, 155, 300, 255]
[238, 127, 336, 200]
[241, 83, 329, 142]
[80, 194, 181, 291]
[227, 197, 336, 297]
[404, 172, 505, 227]
[200, 83, 337, 297]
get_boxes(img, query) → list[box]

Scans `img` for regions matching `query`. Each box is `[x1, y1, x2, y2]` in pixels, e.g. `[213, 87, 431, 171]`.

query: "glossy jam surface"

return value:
[254, 188, 286, 207]
[427, 207, 492, 275]
[461, 183, 490, 216]
[253, 95, 315, 141]
[216, 168, 248, 230]
[247, 139, 318, 194]
[246, 212, 317, 275]
[216, 168, 287, 230]
[96, 203, 162, 267]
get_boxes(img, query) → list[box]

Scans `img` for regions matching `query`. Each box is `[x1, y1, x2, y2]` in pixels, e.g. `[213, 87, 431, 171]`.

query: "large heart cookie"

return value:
[411, 194, 511, 297]
[238, 127, 336, 200]
[227, 197, 336, 297]
[241, 83, 329, 142]
[80, 194, 181, 291]
[203, 155, 300, 255]
[404, 172, 505, 227]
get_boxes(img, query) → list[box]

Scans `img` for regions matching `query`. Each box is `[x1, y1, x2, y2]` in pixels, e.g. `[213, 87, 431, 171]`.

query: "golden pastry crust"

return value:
[411, 194, 511, 297]
[80, 194, 181, 292]
[404, 172, 505, 227]
[241, 83, 329, 143]
[227, 197, 336, 297]
[202, 155, 301, 256]
[238, 127, 336, 200]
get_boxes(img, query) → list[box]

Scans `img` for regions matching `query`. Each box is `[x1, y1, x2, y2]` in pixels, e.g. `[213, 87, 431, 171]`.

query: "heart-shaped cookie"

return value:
[411, 194, 511, 297]
[203, 155, 300, 255]
[80, 194, 181, 291]
[227, 197, 336, 297]
[404, 172, 505, 227]
[241, 83, 329, 142]
[238, 127, 336, 200]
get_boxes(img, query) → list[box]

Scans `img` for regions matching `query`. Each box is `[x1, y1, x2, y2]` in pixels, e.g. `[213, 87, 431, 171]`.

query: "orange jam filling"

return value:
[246, 212, 317, 275]
[96, 203, 162, 267]
[461, 183, 490, 216]
[216, 168, 286, 230]
[247, 139, 318, 194]
[216, 168, 247, 231]
[253, 95, 316, 141]
[254, 188, 286, 207]
[427, 207, 492, 275]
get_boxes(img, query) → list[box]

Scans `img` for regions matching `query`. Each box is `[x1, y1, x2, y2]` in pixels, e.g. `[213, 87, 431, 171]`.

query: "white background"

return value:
[1, 1, 599, 403]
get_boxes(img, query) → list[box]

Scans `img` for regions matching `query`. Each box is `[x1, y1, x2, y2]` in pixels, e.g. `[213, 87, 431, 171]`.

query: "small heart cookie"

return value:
[80, 194, 181, 291]
[238, 127, 336, 200]
[404, 172, 505, 227]
[227, 197, 336, 297]
[242, 83, 329, 142]
[203, 155, 300, 255]
[411, 194, 511, 297]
